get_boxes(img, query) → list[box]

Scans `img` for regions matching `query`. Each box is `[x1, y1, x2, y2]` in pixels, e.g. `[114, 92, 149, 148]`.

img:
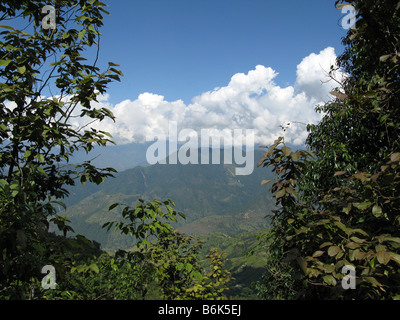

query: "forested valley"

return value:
[1, 0, 400, 301]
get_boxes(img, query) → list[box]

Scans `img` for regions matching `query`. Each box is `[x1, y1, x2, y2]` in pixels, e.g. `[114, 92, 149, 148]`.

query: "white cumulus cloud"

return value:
[78, 47, 344, 146]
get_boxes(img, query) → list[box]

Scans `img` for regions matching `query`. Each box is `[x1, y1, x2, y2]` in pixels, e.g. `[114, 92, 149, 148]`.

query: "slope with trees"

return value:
[0, 0, 232, 300]
[257, 0, 400, 300]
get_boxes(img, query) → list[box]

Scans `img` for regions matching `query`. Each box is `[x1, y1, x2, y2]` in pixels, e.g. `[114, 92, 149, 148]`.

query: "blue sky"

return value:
[97, 0, 348, 105]
[71, 0, 349, 147]
[4, 1, 351, 148]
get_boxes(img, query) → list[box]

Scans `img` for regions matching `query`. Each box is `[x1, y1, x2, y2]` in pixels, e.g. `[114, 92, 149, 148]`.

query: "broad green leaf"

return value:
[36, 154, 45, 163]
[291, 151, 301, 161]
[0, 59, 11, 67]
[389, 252, 400, 265]
[185, 263, 193, 272]
[376, 251, 391, 265]
[328, 246, 341, 257]
[17, 65, 26, 74]
[193, 271, 203, 282]
[350, 236, 366, 244]
[346, 242, 360, 249]
[275, 188, 286, 199]
[285, 187, 299, 198]
[353, 202, 373, 211]
[323, 275, 337, 286]
[372, 205, 383, 218]
[312, 250, 324, 258]
[281, 146, 292, 157]
[390, 153, 400, 163]
[78, 29, 86, 40]
[320, 242, 333, 249]
[89, 263, 99, 274]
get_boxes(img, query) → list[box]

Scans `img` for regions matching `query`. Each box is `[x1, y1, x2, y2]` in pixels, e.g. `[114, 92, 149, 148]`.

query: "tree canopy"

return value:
[257, 0, 400, 300]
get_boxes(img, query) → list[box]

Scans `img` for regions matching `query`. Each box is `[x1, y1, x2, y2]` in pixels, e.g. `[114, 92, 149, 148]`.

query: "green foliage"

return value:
[148, 231, 232, 300]
[103, 198, 185, 248]
[257, 0, 400, 300]
[102, 199, 232, 300]
[0, 0, 120, 299]
[0, 2, 234, 300]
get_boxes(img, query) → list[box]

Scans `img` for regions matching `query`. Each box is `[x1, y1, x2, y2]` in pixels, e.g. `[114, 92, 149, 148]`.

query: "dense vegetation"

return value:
[1, 0, 400, 300]
[257, 0, 400, 300]
[0, 0, 232, 300]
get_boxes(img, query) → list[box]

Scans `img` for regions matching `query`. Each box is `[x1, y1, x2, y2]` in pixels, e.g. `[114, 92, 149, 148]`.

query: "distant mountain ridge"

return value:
[61, 147, 276, 251]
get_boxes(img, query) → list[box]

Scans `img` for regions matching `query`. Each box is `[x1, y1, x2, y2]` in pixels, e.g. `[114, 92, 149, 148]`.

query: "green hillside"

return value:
[61, 148, 275, 251]
[197, 231, 268, 299]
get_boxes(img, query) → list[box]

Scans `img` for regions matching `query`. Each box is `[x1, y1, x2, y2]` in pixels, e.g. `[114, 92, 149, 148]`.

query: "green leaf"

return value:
[193, 271, 203, 282]
[78, 29, 86, 40]
[0, 24, 15, 30]
[312, 250, 324, 258]
[320, 242, 333, 249]
[380, 54, 392, 62]
[35, 154, 45, 163]
[323, 275, 337, 286]
[390, 153, 400, 163]
[350, 236, 366, 244]
[110, 67, 124, 76]
[285, 187, 299, 198]
[275, 188, 286, 199]
[328, 246, 340, 257]
[291, 151, 301, 161]
[109, 203, 119, 211]
[372, 205, 383, 218]
[376, 251, 391, 265]
[0, 59, 11, 67]
[17, 65, 26, 74]
[281, 146, 292, 157]
[346, 242, 360, 249]
[389, 252, 400, 265]
[353, 202, 373, 211]
[185, 263, 193, 272]
[89, 263, 99, 274]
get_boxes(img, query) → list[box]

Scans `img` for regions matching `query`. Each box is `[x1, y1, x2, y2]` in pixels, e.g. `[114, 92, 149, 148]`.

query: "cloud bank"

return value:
[75, 47, 343, 146]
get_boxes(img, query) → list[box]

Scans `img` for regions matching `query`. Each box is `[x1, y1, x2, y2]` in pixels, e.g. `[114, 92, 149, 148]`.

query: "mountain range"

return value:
[60, 146, 276, 251]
